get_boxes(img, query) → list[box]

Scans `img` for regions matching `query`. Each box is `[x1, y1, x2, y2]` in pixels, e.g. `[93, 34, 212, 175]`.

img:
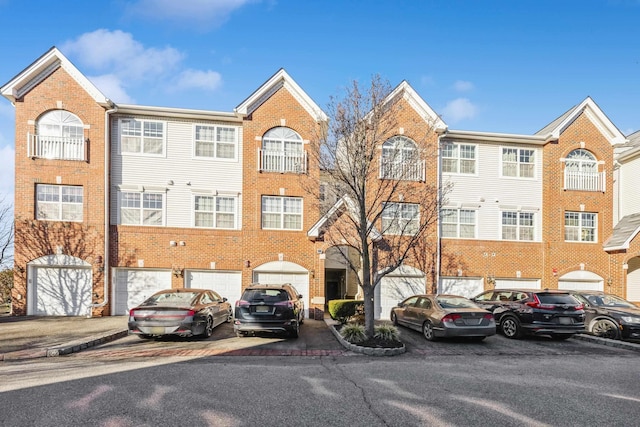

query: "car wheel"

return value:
[235, 330, 247, 337]
[500, 316, 522, 339]
[201, 316, 214, 338]
[591, 318, 620, 340]
[290, 322, 300, 338]
[299, 310, 304, 325]
[226, 310, 233, 323]
[138, 334, 153, 340]
[551, 334, 573, 340]
[422, 321, 438, 341]
[391, 312, 398, 326]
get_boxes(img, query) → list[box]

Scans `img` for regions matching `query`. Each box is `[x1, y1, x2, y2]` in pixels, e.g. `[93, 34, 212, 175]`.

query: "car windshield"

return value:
[243, 289, 289, 303]
[145, 292, 199, 306]
[584, 293, 637, 308]
[436, 296, 479, 309]
[537, 293, 578, 305]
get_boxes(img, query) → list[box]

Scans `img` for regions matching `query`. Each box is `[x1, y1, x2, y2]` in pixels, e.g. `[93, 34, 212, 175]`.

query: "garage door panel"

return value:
[33, 267, 92, 316]
[376, 277, 425, 320]
[113, 269, 171, 315]
[439, 278, 483, 298]
[186, 270, 242, 306]
[558, 281, 603, 291]
[495, 279, 541, 290]
[254, 272, 309, 317]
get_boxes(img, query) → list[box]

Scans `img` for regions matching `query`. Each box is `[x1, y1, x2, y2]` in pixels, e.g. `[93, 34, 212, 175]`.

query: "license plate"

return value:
[150, 327, 165, 335]
[464, 318, 481, 326]
[558, 317, 572, 325]
[256, 306, 270, 313]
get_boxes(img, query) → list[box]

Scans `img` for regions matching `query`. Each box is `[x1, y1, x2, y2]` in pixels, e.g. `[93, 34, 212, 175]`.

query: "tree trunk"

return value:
[363, 284, 375, 337]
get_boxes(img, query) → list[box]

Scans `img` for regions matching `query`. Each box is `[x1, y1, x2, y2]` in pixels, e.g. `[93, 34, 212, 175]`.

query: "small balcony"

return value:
[258, 149, 307, 173]
[379, 158, 426, 182]
[28, 133, 86, 161]
[564, 170, 606, 192]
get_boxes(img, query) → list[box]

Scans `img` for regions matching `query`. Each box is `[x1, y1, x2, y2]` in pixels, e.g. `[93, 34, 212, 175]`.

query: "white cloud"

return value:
[173, 69, 223, 92]
[125, 0, 255, 30]
[442, 98, 478, 123]
[453, 80, 474, 92]
[88, 74, 135, 104]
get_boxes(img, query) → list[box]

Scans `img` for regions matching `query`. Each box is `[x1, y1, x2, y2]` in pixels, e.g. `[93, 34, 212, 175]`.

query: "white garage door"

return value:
[376, 276, 425, 320]
[112, 269, 171, 315]
[253, 272, 310, 317]
[30, 266, 92, 316]
[439, 277, 484, 298]
[185, 270, 242, 306]
[495, 279, 541, 290]
[558, 281, 603, 291]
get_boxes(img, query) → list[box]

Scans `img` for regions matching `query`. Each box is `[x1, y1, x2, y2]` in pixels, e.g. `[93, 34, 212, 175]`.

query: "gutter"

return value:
[92, 101, 117, 312]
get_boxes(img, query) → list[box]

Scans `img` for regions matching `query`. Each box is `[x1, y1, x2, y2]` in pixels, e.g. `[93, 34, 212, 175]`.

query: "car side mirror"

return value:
[298, 294, 303, 299]
[222, 297, 228, 302]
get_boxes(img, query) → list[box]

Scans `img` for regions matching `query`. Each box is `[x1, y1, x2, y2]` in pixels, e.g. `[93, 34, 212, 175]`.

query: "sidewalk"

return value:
[0, 315, 129, 361]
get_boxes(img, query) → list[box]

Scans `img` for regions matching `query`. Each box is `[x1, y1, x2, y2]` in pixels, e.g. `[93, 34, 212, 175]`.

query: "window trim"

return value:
[381, 202, 420, 235]
[261, 195, 303, 231]
[441, 207, 477, 239]
[193, 193, 238, 229]
[35, 184, 84, 222]
[193, 124, 239, 161]
[564, 211, 597, 243]
[441, 142, 477, 175]
[500, 210, 536, 241]
[118, 190, 166, 226]
[500, 147, 536, 179]
[118, 118, 167, 157]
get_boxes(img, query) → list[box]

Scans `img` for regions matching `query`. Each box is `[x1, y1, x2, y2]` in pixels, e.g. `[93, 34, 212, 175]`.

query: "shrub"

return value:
[339, 323, 367, 343]
[374, 323, 400, 341]
[328, 299, 364, 324]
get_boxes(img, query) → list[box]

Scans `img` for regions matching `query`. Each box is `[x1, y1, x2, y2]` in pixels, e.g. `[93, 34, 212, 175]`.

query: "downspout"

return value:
[435, 127, 448, 293]
[92, 100, 117, 313]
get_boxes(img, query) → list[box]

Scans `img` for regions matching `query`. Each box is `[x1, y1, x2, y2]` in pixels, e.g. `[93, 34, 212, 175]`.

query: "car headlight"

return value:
[620, 316, 640, 325]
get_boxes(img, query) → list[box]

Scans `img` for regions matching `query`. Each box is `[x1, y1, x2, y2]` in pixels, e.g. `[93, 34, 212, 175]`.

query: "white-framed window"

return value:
[502, 211, 535, 241]
[33, 110, 85, 160]
[119, 118, 165, 156]
[261, 196, 303, 230]
[502, 148, 535, 178]
[382, 202, 420, 235]
[194, 195, 237, 229]
[442, 143, 476, 174]
[564, 149, 602, 191]
[441, 208, 476, 238]
[380, 136, 423, 181]
[120, 192, 164, 226]
[260, 127, 306, 173]
[565, 211, 597, 242]
[36, 184, 83, 222]
[194, 125, 237, 160]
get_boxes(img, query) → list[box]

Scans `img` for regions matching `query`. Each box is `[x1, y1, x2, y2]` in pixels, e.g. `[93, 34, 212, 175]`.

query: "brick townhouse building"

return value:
[1, 47, 639, 319]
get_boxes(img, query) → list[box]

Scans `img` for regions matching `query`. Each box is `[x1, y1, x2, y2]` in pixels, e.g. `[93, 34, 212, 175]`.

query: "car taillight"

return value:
[442, 314, 462, 323]
[274, 301, 294, 309]
[236, 300, 250, 307]
[129, 309, 137, 316]
[573, 303, 584, 310]
[525, 294, 554, 310]
[483, 314, 494, 320]
[186, 310, 196, 317]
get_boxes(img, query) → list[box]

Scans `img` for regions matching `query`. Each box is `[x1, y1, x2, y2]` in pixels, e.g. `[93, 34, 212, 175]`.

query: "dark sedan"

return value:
[390, 294, 496, 341]
[128, 288, 232, 339]
[569, 290, 640, 340]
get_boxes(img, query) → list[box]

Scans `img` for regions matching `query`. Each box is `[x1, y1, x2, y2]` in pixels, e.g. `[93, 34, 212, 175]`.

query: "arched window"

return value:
[564, 149, 602, 191]
[260, 127, 306, 173]
[33, 110, 85, 160]
[380, 136, 424, 181]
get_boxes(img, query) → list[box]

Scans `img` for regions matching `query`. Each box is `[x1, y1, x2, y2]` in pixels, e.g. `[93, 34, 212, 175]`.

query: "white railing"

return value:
[258, 149, 307, 173]
[379, 159, 426, 181]
[28, 133, 86, 161]
[564, 170, 606, 192]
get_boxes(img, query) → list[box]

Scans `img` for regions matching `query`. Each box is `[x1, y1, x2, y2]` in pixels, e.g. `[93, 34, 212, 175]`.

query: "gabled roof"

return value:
[535, 97, 626, 146]
[0, 46, 110, 106]
[388, 81, 447, 132]
[307, 195, 382, 242]
[235, 68, 327, 121]
[603, 212, 640, 251]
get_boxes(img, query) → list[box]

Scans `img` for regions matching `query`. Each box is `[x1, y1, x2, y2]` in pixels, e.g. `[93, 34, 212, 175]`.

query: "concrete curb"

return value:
[324, 318, 406, 356]
[572, 333, 640, 352]
[0, 329, 129, 361]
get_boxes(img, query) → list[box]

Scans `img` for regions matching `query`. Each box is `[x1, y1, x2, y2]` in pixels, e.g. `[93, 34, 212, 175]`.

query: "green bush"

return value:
[339, 323, 367, 343]
[374, 323, 400, 341]
[328, 299, 364, 324]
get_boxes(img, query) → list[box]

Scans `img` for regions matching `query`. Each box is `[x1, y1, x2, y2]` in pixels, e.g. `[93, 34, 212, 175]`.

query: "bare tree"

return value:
[306, 75, 448, 337]
[0, 195, 13, 270]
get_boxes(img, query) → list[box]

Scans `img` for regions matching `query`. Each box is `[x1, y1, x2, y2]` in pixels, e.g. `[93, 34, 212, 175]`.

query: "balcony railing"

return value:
[379, 159, 426, 181]
[28, 133, 86, 161]
[258, 149, 307, 173]
[564, 170, 606, 192]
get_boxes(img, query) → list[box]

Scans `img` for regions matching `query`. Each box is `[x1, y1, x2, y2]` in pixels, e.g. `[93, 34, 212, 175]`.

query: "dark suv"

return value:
[471, 289, 585, 340]
[568, 290, 640, 341]
[234, 283, 305, 338]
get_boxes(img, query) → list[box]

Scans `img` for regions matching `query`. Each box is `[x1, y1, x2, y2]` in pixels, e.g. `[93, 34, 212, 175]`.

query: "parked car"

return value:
[567, 290, 640, 340]
[390, 294, 496, 341]
[234, 283, 305, 338]
[471, 289, 585, 340]
[128, 288, 232, 339]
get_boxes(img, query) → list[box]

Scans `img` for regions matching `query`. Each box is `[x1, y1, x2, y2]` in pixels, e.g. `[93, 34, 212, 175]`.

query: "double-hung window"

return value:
[565, 212, 596, 242]
[502, 148, 535, 178]
[120, 118, 165, 156]
[502, 211, 535, 241]
[441, 208, 476, 238]
[120, 192, 164, 226]
[36, 184, 83, 221]
[442, 143, 476, 174]
[194, 125, 237, 159]
[194, 195, 237, 229]
[382, 202, 420, 235]
[261, 196, 303, 230]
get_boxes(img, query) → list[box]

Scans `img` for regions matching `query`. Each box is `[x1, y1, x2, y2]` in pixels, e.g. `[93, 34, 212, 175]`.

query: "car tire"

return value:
[551, 334, 573, 340]
[236, 330, 247, 337]
[138, 334, 153, 340]
[391, 312, 398, 326]
[500, 316, 522, 339]
[422, 321, 438, 341]
[299, 311, 304, 325]
[290, 322, 300, 338]
[201, 316, 214, 338]
[226, 310, 233, 323]
[591, 318, 620, 340]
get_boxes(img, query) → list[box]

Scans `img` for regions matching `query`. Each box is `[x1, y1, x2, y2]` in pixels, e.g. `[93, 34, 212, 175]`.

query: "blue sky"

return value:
[1, 0, 640, 202]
